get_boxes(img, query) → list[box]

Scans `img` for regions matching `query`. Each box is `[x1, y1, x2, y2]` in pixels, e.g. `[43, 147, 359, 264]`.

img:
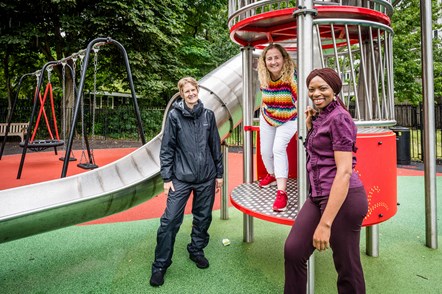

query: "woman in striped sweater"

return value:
[257, 43, 298, 212]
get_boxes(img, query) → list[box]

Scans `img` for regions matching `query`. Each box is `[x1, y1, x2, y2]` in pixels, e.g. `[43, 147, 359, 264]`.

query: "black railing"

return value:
[1, 103, 441, 163]
[395, 103, 442, 163]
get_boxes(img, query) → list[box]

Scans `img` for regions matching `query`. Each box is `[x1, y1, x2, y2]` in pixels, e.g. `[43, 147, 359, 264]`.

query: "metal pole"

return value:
[62, 39, 96, 178]
[111, 38, 146, 145]
[0, 72, 34, 159]
[62, 37, 146, 177]
[17, 61, 58, 179]
[366, 225, 379, 257]
[221, 143, 229, 220]
[420, 0, 438, 249]
[295, 1, 315, 293]
[295, 2, 314, 207]
[242, 46, 254, 243]
[307, 254, 315, 293]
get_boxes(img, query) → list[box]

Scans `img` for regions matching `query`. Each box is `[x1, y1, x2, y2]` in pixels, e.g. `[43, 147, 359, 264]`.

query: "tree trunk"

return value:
[2, 47, 13, 122]
[60, 68, 76, 141]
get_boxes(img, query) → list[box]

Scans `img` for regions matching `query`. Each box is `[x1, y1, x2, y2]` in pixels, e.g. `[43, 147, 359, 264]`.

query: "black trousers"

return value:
[152, 178, 216, 272]
[284, 186, 368, 294]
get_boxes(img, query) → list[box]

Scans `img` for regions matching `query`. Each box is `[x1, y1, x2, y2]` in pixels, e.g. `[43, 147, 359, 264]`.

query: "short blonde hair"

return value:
[178, 77, 199, 97]
[257, 44, 295, 88]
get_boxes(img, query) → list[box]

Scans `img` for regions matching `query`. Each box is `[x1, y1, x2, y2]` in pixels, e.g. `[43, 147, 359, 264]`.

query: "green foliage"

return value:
[140, 108, 164, 140]
[176, 0, 238, 79]
[392, 0, 442, 105]
[0, 0, 238, 112]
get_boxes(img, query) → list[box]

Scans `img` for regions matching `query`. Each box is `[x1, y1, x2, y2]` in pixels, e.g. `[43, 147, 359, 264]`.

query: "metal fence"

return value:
[0, 104, 165, 143]
[394, 103, 442, 163]
[1, 103, 441, 163]
[226, 104, 442, 163]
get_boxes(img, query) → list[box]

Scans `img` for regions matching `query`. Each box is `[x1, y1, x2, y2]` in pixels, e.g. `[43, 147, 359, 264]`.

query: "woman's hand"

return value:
[305, 106, 317, 131]
[215, 178, 223, 193]
[163, 181, 175, 196]
[312, 222, 331, 251]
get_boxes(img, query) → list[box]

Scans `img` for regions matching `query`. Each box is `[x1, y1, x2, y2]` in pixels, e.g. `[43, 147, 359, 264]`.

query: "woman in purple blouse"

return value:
[284, 68, 368, 294]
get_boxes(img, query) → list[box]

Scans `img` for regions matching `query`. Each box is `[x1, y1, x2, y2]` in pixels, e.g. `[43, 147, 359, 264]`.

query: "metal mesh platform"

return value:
[357, 127, 393, 134]
[230, 178, 299, 225]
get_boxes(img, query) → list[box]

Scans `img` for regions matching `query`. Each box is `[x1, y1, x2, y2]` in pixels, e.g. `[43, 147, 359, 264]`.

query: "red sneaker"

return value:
[259, 174, 277, 188]
[273, 190, 288, 212]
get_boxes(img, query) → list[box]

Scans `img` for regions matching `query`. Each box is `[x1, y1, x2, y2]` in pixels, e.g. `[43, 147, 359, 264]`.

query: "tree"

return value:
[0, 0, 238, 113]
[0, 0, 194, 120]
[391, 0, 442, 105]
[177, 0, 239, 78]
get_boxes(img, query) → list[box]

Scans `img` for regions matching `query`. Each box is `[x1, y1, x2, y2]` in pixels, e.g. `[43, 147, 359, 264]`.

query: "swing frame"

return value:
[0, 72, 35, 160]
[19, 80, 64, 152]
[13, 37, 146, 179]
[61, 37, 146, 178]
[17, 62, 65, 178]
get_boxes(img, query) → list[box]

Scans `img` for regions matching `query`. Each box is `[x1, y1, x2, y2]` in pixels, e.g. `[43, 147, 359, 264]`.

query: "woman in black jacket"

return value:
[150, 77, 223, 287]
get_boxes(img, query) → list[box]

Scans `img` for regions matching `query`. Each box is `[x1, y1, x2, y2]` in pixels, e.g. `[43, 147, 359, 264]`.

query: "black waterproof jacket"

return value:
[160, 98, 223, 184]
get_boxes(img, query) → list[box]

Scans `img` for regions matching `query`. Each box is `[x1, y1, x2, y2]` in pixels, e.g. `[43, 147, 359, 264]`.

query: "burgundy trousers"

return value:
[284, 186, 368, 294]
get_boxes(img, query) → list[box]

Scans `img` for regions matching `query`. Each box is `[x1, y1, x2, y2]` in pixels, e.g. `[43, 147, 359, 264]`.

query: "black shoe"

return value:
[150, 269, 166, 287]
[189, 254, 209, 269]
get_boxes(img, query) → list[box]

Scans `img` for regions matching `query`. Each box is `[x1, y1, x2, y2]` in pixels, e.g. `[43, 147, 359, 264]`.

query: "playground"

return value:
[0, 146, 441, 293]
[0, 1, 441, 293]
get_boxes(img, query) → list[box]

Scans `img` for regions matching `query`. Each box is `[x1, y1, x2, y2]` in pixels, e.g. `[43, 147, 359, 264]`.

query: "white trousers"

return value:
[259, 114, 298, 179]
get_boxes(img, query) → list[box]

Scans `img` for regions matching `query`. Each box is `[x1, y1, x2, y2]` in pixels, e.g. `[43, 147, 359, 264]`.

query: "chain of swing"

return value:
[76, 45, 100, 169]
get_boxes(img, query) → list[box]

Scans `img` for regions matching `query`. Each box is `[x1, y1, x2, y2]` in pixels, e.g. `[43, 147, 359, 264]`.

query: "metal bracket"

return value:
[292, 6, 318, 17]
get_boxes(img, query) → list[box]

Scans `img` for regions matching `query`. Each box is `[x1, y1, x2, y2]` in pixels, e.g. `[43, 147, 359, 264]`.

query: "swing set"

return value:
[6, 37, 147, 179]
[0, 67, 67, 160]
[19, 68, 64, 152]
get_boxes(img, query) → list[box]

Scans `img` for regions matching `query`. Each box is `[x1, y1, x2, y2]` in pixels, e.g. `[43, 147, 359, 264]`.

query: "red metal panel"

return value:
[356, 131, 398, 226]
[250, 130, 397, 226]
[256, 129, 298, 181]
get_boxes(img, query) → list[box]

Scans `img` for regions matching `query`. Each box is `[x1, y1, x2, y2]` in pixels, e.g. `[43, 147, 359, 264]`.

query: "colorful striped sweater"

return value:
[261, 77, 298, 127]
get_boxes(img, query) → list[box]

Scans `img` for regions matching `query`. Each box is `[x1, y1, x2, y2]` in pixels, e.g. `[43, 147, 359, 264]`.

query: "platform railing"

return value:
[228, 0, 394, 29]
[313, 18, 396, 126]
[229, 1, 396, 127]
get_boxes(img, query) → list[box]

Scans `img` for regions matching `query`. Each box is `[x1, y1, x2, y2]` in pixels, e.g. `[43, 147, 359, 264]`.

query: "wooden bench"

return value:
[0, 122, 29, 142]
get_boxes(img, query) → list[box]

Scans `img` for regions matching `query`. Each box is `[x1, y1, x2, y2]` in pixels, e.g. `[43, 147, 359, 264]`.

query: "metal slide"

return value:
[0, 53, 258, 244]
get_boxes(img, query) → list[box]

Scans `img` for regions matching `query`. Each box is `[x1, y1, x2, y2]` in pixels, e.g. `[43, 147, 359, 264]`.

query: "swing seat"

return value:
[77, 162, 98, 170]
[20, 139, 64, 152]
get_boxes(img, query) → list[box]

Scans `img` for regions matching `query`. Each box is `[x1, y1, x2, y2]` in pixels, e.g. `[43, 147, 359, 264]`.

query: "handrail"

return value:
[313, 18, 394, 33]
[311, 18, 395, 124]
[228, 0, 393, 29]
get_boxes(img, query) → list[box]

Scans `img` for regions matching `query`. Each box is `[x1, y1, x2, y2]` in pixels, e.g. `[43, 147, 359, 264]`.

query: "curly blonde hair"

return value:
[257, 44, 295, 88]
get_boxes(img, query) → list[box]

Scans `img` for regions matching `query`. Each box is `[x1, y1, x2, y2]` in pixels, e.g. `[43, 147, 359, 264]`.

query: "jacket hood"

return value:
[173, 98, 204, 118]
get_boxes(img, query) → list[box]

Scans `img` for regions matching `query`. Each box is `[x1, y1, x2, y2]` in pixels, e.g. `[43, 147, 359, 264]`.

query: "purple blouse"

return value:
[305, 100, 363, 197]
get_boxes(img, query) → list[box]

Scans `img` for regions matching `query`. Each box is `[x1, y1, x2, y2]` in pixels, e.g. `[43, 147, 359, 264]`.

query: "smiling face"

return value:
[264, 48, 284, 80]
[308, 76, 335, 110]
[181, 82, 199, 109]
